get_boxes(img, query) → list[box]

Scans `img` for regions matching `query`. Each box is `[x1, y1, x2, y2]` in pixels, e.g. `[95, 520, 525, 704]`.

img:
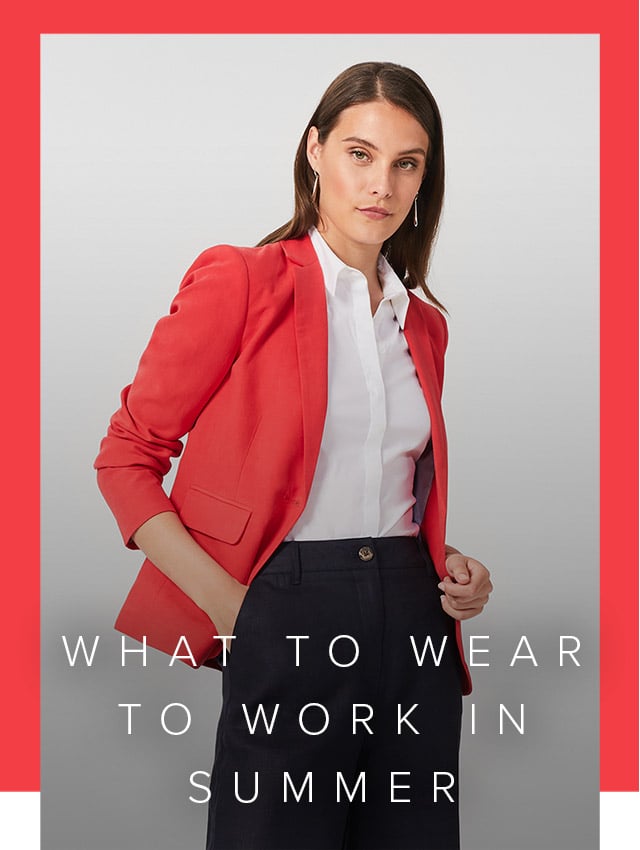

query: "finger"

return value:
[466, 560, 492, 586]
[445, 554, 471, 584]
[440, 595, 485, 621]
[441, 591, 489, 610]
[439, 567, 492, 591]
[438, 579, 490, 600]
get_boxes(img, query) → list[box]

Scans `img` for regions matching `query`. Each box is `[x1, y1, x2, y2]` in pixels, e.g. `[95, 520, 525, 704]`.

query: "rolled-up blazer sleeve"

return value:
[93, 245, 250, 549]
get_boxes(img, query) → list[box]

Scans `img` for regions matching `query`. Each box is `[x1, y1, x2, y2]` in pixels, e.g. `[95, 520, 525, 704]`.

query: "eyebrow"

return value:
[340, 136, 427, 158]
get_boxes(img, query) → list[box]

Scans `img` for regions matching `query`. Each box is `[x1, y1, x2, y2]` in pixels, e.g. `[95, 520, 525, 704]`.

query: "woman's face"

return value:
[306, 99, 430, 263]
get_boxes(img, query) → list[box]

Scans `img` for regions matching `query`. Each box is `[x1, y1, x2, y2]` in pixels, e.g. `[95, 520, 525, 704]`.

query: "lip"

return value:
[357, 207, 391, 220]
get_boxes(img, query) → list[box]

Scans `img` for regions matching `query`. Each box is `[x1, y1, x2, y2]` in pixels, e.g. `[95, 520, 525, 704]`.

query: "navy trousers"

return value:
[206, 535, 463, 850]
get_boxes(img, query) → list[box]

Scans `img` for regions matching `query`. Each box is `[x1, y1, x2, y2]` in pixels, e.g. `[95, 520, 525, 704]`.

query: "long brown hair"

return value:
[257, 61, 446, 310]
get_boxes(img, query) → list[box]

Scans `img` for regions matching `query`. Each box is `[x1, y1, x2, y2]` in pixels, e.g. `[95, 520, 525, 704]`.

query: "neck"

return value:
[316, 225, 382, 290]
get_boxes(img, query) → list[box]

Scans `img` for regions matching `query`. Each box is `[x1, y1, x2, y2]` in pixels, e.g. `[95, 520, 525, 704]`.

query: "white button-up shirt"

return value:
[285, 227, 431, 541]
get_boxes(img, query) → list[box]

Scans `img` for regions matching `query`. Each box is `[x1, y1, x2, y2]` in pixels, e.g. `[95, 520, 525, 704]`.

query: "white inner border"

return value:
[0, 792, 638, 848]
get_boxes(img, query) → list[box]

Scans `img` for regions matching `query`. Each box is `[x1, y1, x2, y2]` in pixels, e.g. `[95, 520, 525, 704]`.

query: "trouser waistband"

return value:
[259, 535, 433, 585]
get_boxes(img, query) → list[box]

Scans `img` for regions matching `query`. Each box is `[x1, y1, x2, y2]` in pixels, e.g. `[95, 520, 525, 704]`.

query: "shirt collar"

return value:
[309, 227, 410, 329]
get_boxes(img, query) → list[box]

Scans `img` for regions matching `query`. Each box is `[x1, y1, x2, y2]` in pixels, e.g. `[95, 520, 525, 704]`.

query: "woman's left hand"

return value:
[438, 548, 493, 621]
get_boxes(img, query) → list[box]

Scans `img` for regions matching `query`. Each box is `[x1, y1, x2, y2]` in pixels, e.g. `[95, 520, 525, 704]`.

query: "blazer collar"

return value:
[280, 232, 318, 267]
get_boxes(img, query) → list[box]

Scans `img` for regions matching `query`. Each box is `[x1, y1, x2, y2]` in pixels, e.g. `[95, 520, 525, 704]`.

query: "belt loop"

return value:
[291, 542, 302, 585]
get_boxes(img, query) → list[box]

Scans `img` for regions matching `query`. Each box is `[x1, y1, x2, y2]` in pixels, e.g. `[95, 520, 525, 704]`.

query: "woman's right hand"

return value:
[207, 578, 250, 655]
[130, 512, 252, 656]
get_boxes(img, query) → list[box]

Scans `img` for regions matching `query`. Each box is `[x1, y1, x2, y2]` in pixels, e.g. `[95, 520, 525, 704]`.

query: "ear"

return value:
[306, 126, 322, 172]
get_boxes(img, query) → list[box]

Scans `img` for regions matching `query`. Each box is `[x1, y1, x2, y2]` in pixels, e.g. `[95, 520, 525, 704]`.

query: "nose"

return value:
[369, 163, 393, 198]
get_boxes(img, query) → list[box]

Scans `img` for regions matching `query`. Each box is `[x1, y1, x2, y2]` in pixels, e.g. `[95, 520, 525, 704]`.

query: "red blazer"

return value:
[94, 234, 473, 694]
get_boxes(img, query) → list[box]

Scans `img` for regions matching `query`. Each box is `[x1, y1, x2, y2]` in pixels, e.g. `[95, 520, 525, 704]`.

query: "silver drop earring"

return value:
[312, 171, 319, 200]
[413, 194, 419, 228]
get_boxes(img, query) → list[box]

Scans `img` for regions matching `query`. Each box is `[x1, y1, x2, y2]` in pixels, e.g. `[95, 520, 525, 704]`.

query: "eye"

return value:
[350, 148, 371, 163]
[396, 159, 418, 170]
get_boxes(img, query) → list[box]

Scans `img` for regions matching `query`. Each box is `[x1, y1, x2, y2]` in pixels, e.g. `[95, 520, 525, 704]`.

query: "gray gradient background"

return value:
[42, 35, 599, 850]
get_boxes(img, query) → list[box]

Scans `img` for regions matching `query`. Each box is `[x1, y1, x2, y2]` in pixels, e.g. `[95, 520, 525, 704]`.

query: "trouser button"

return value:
[358, 545, 374, 561]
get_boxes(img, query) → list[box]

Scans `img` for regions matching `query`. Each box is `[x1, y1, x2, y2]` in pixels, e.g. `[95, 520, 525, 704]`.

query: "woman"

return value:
[94, 61, 492, 850]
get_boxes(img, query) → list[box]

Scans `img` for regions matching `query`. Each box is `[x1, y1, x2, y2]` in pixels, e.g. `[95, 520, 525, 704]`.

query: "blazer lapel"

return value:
[281, 235, 329, 496]
[403, 296, 448, 570]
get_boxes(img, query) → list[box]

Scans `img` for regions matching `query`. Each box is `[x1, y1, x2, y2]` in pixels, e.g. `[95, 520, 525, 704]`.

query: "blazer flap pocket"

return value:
[180, 486, 251, 544]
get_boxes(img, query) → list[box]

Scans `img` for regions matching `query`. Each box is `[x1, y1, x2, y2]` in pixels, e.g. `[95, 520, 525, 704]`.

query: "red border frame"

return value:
[3, 0, 636, 799]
